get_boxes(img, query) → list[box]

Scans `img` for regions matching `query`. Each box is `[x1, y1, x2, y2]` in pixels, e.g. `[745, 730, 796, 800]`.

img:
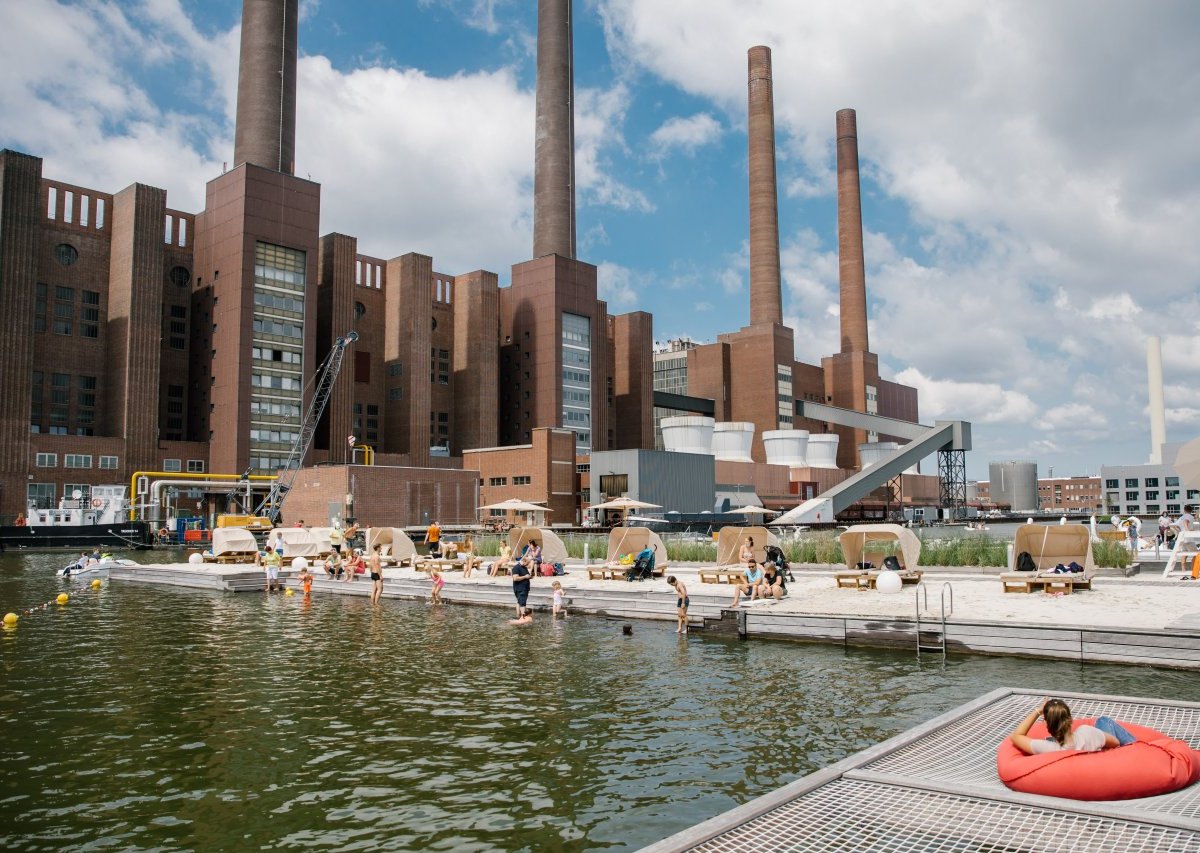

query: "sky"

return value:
[2, 0, 1199, 480]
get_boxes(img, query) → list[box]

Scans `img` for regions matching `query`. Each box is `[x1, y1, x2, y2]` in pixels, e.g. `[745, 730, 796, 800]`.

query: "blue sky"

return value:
[3, 0, 1200, 481]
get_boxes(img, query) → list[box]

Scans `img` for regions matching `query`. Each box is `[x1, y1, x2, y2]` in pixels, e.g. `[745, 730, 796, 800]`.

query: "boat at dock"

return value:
[1, 486, 151, 551]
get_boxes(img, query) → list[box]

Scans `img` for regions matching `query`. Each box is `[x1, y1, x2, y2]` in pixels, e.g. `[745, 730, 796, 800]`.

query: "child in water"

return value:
[430, 566, 445, 605]
[508, 607, 533, 626]
[551, 581, 565, 618]
[298, 565, 313, 597]
[1010, 697, 1137, 754]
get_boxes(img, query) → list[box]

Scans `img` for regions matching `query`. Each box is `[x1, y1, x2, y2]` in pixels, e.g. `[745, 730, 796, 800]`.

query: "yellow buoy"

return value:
[56, 593, 69, 605]
[91, 579, 103, 589]
[2, 613, 17, 626]
[284, 587, 295, 596]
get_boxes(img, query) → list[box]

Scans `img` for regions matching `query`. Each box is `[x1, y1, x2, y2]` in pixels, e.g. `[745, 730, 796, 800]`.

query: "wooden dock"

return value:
[105, 564, 1200, 671]
[642, 688, 1200, 852]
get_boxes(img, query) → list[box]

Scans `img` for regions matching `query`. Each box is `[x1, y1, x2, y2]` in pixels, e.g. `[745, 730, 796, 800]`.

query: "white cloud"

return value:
[596, 261, 641, 308]
[647, 113, 722, 158]
[894, 368, 1038, 425]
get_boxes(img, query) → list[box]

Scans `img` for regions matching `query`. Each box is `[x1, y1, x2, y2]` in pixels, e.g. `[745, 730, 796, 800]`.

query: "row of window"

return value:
[32, 454, 204, 472]
[250, 373, 303, 391]
[488, 476, 533, 486]
[249, 429, 298, 445]
[253, 291, 304, 314]
[1106, 477, 1179, 488]
[252, 346, 302, 365]
[253, 318, 303, 339]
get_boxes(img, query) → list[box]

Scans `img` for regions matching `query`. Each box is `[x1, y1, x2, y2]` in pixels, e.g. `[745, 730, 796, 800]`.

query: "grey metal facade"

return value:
[988, 461, 1038, 511]
[590, 449, 715, 515]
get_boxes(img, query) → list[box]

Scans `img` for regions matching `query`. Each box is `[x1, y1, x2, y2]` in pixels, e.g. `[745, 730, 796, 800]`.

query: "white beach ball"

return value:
[188, 553, 204, 565]
[291, 557, 308, 571]
[876, 570, 902, 594]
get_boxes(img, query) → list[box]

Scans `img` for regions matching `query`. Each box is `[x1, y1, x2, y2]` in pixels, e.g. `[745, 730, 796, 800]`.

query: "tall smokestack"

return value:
[1147, 335, 1167, 464]
[532, 0, 576, 259]
[747, 46, 783, 327]
[836, 108, 869, 353]
[233, 0, 298, 175]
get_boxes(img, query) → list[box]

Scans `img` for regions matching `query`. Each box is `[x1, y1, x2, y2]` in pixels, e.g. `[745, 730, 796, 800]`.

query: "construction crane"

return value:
[255, 331, 358, 523]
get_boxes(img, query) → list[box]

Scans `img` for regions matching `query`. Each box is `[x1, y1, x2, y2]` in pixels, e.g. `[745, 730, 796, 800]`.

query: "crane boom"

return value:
[256, 331, 358, 523]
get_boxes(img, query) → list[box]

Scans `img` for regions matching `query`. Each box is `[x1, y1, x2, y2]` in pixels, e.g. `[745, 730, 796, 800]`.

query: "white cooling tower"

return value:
[858, 442, 897, 469]
[763, 429, 809, 467]
[661, 416, 714, 455]
[711, 422, 756, 462]
[807, 434, 840, 469]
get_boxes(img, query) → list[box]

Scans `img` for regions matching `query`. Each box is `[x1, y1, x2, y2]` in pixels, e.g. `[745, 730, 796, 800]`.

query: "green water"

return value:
[3, 551, 1200, 852]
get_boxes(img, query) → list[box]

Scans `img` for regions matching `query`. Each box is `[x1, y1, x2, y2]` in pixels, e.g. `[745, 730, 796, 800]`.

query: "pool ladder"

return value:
[916, 582, 954, 660]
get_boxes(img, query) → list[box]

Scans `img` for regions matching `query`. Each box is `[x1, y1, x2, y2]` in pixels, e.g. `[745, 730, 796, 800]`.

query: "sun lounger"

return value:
[1000, 567, 1095, 594]
[836, 569, 923, 590]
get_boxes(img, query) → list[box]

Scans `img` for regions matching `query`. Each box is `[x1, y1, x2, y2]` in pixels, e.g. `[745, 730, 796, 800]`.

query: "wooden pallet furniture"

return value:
[699, 569, 744, 584]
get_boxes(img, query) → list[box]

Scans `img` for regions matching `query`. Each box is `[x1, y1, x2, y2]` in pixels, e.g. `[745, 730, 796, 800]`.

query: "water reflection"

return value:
[2, 551, 1198, 851]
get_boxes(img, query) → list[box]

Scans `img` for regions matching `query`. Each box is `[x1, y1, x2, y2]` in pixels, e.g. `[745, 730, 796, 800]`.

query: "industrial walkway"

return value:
[642, 688, 1200, 852]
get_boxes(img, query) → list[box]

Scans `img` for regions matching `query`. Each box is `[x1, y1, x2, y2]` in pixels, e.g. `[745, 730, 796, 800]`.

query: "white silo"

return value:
[661, 416, 715, 455]
[857, 441, 898, 469]
[989, 460, 1039, 511]
[807, 434, 840, 469]
[711, 422, 755, 462]
[763, 429, 809, 467]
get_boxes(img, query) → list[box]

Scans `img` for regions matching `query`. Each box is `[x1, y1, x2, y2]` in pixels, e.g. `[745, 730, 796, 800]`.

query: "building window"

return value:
[513, 476, 532, 486]
[599, 474, 629, 497]
[1104, 479, 1119, 489]
[388, 388, 403, 401]
[1145, 491, 1159, 501]
[64, 483, 91, 504]
[561, 312, 592, 453]
[35, 453, 57, 467]
[54, 244, 78, 266]
[1124, 478, 1138, 488]
[64, 454, 92, 468]
[1145, 477, 1159, 488]
[489, 477, 508, 486]
[99, 455, 119, 469]
[185, 459, 205, 473]
[163, 458, 182, 473]
[1166, 476, 1180, 487]
[27, 483, 55, 509]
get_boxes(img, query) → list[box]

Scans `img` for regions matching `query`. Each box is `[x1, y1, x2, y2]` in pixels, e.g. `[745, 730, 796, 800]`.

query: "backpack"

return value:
[1017, 551, 1037, 572]
[882, 555, 902, 572]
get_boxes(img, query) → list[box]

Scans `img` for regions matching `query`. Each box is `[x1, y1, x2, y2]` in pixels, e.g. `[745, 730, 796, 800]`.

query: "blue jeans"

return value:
[1094, 715, 1137, 746]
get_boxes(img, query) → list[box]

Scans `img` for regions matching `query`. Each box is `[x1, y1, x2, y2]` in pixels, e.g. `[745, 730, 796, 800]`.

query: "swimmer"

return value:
[508, 607, 533, 626]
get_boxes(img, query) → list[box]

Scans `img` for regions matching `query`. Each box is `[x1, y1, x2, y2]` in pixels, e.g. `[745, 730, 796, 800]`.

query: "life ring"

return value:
[91, 498, 104, 509]
[997, 719, 1200, 800]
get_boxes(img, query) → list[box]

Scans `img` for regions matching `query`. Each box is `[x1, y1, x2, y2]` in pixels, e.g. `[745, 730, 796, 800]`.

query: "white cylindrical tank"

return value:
[763, 429, 809, 467]
[661, 415, 714, 455]
[711, 422, 755, 462]
[989, 460, 1038, 512]
[857, 441, 898, 469]
[807, 434, 840, 469]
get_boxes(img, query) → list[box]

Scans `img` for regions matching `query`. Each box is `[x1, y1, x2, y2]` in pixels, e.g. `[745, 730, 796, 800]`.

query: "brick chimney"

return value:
[233, 0, 298, 175]
[532, 0, 576, 259]
[747, 45, 783, 327]
[836, 108, 869, 353]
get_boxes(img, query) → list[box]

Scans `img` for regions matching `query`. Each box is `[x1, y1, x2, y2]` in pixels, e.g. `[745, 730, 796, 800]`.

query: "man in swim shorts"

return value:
[369, 544, 384, 605]
[511, 557, 531, 616]
[668, 576, 689, 634]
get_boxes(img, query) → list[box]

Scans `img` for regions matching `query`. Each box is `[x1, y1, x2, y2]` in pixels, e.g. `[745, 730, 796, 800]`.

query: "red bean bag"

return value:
[997, 718, 1200, 800]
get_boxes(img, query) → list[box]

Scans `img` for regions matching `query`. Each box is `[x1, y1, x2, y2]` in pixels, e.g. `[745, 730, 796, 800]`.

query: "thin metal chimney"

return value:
[532, 0, 576, 259]
[747, 46, 783, 327]
[233, 0, 298, 175]
[1147, 335, 1167, 464]
[836, 108, 869, 353]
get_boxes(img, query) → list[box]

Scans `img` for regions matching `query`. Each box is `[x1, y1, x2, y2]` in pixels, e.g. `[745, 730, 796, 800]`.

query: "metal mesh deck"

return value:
[648, 690, 1200, 852]
[690, 778, 1200, 853]
[863, 691, 1200, 821]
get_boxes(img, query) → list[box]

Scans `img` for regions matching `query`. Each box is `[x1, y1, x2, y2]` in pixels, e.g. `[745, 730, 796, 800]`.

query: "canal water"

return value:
[3, 551, 1198, 852]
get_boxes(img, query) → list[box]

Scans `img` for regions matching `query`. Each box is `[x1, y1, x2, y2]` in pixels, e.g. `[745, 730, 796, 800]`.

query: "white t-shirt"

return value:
[1180, 512, 1196, 532]
[1028, 724, 1107, 753]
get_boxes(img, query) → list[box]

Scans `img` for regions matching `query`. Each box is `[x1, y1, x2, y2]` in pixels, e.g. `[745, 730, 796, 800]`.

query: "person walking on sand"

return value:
[668, 575, 689, 634]
[369, 544, 384, 605]
[423, 520, 441, 556]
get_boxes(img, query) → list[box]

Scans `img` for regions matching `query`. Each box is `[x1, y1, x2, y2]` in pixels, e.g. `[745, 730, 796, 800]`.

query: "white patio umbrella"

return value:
[727, 505, 777, 517]
[478, 498, 552, 526]
[590, 496, 661, 524]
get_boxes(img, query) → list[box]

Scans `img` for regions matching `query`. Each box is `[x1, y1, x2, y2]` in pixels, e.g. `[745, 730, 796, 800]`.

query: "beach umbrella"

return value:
[590, 496, 661, 524]
[727, 505, 777, 516]
[478, 498, 552, 526]
[1172, 437, 1200, 490]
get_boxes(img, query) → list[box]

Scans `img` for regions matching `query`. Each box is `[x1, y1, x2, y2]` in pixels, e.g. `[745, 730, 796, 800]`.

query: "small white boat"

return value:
[58, 557, 138, 578]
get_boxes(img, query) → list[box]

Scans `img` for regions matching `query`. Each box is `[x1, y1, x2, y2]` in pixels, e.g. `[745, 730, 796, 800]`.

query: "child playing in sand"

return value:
[430, 566, 445, 605]
[551, 581, 565, 618]
[668, 575, 689, 634]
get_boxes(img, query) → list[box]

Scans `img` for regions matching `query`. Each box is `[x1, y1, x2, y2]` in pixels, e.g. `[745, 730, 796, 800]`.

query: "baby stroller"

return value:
[626, 553, 655, 582]
[764, 544, 795, 583]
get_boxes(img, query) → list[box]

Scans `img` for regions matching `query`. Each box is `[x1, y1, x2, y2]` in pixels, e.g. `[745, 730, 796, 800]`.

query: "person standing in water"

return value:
[369, 544, 384, 605]
[668, 575, 689, 634]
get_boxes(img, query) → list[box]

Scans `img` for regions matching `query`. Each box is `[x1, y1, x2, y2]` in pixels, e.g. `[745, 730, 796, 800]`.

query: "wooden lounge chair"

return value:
[699, 569, 744, 584]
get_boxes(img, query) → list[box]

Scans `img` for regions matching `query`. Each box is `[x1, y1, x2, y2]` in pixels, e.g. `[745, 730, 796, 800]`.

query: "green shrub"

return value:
[1091, 539, 1131, 569]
